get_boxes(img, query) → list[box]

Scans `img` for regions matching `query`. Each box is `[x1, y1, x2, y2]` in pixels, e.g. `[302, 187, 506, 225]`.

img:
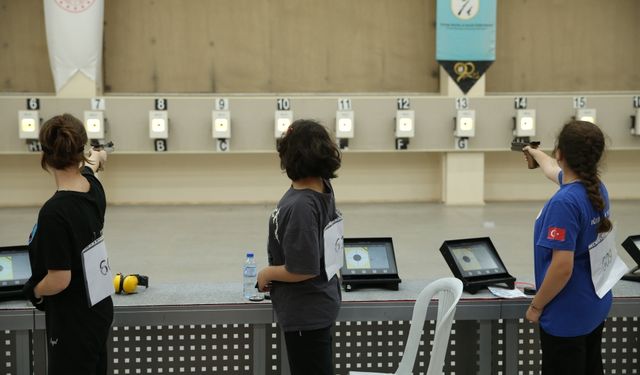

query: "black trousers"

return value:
[45, 298, 113, 375]
[284, 325, 334, 375]
[539, 322, 605, 375]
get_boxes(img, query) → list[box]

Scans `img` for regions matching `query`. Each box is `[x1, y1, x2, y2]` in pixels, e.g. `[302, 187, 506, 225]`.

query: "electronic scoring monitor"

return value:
[440, 237, 515, 294]
[0, 245, 31, 301]
[340, 237, 401, 291]
[621, 235, 640, 282]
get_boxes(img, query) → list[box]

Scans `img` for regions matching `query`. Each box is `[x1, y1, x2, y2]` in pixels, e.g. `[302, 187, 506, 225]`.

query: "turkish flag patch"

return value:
[547, 227, 566, 241]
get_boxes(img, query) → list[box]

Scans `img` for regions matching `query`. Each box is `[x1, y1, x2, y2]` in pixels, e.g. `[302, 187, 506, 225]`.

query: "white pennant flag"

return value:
[44, 0, 104, 93]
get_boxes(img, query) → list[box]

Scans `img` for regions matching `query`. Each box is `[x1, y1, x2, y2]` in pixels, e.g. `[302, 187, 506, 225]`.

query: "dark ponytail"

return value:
[39, 114, 90, 171]
[557, 121, 612, 233]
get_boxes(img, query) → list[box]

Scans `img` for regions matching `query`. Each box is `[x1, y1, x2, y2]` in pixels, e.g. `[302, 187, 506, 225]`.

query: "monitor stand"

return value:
[464, 277, 516, 295]
[342, 278, 401, 292]
[622, 265, 640, 282]
[0, 288, 25, 302]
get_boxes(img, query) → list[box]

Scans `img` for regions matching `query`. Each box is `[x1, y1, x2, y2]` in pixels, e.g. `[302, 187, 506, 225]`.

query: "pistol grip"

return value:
[524, 150, 539, 169]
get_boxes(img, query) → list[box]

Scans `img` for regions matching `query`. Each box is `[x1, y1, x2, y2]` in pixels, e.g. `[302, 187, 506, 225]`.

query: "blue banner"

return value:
[436, 0, 496, 61]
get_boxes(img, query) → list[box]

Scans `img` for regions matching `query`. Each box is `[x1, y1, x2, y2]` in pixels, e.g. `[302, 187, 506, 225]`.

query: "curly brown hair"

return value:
[39, 114, 90, 171]
[277, 119, 341, 181]
[557, 120, 611, 233]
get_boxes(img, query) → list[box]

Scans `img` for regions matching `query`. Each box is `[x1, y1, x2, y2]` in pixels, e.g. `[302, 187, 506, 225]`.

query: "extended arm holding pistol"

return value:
[513, 141, 562, 185]
[89, 141, 115, 172]
[511, 141, 540, 169]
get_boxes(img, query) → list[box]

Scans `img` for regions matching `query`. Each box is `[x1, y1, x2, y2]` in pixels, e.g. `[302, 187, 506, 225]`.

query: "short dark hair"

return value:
[556, 120, 611, 233]
[277, 119, 341, 181]
[39, 114, 90, 171]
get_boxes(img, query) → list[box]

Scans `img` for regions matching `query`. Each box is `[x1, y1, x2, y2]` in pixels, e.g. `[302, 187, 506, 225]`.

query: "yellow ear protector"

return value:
[113, 273, 149, 294]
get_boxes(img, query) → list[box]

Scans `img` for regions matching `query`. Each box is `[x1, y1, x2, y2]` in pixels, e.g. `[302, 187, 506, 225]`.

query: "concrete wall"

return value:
[1, 0, 639, 93]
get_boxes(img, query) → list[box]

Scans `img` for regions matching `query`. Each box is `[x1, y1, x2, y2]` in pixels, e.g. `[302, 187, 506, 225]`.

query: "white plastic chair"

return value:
[349, 277, 463, 375]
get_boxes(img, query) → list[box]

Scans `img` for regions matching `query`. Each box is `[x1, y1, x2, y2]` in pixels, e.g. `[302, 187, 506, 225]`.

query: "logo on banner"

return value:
[454, 62, 480, 82]
[451, 0, 479, 20]
[55, 0, 96, 13]
[440, 61, 492, 93]
[547, 227, 566, 241]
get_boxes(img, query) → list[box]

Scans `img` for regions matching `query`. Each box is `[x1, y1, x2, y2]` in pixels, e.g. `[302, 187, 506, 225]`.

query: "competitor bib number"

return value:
[589, 229, 629, 299]
[81, 236, 115, 307]
[323, 216, 344, 281]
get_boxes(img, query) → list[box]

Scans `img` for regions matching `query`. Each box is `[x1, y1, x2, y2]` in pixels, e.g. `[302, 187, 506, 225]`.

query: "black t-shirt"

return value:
[267, 180, 342, 331]
[28, 167, 111, 312]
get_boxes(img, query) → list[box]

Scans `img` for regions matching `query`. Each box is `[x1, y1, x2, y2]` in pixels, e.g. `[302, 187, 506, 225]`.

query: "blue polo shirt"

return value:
[533, 171, 612, 337]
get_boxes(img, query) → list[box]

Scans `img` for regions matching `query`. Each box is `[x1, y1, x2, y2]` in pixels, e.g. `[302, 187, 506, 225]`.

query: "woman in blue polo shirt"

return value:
[523, 120, 612, 375]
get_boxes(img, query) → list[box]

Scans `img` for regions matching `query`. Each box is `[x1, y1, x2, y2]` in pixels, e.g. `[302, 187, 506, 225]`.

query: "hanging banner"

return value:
[436, 0, 496, 93]
[44, 0, 104, 93]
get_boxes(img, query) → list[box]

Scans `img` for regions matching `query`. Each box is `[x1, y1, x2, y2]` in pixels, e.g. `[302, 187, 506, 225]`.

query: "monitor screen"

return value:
[448, 241, 506, 278]
[0, 247, 31, 288]
[345, 244, 390, 270]
[341, 238, 398, 277]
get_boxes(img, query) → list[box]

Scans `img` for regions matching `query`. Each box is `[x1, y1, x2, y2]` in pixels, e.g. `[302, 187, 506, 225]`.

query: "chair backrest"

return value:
[394, 277, 463, 375]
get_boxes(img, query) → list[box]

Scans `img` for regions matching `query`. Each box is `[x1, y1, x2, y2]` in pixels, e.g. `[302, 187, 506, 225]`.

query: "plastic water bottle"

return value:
[242, 252, 257, 299]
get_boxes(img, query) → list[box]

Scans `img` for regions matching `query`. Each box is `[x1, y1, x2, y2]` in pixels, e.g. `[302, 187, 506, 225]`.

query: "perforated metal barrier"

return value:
[332, 320, 479, 375]
[506, 316, 639, 375]
[1, 304, 638, 375]
[266, 323, 282, 375]
[1, 330, 18, 375]
[110, 324, 254, 375]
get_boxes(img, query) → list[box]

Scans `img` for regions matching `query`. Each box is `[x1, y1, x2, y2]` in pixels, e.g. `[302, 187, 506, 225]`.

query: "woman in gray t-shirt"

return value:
[257, 119, 342, 375]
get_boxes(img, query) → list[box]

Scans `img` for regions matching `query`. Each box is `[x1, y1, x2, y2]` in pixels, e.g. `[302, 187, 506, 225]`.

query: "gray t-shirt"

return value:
[267, 180, 342, 332]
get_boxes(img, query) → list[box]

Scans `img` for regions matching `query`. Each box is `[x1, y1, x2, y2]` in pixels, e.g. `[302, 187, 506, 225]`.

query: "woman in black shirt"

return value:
[23, 114, 113, 375]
